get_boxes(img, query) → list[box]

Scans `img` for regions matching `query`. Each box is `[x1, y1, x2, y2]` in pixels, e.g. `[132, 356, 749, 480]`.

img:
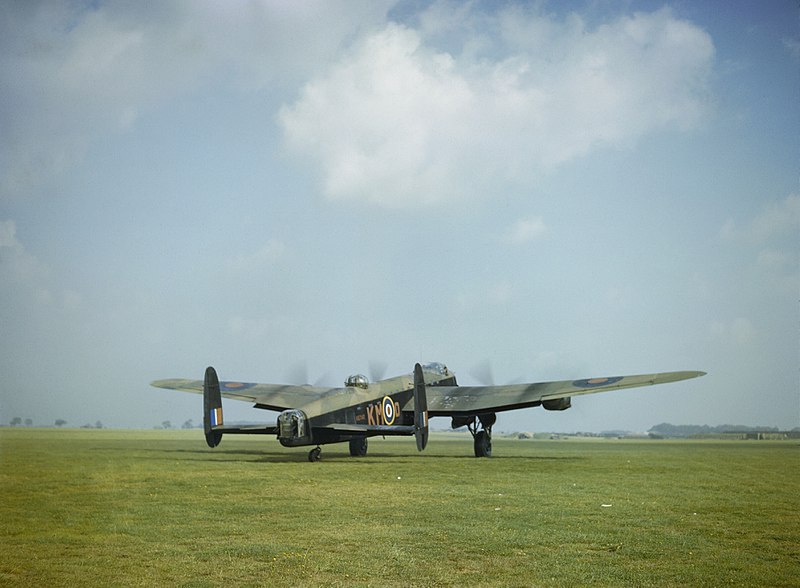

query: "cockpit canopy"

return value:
[423, 362, 449, 376]
[345, 373, 369, 389]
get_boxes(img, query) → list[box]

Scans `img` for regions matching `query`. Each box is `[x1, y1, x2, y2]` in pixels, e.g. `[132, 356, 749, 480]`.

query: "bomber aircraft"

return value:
[152, 363, 705, 461]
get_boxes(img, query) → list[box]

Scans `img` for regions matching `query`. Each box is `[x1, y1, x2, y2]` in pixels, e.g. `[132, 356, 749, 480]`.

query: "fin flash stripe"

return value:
[210, 407, 223, 427]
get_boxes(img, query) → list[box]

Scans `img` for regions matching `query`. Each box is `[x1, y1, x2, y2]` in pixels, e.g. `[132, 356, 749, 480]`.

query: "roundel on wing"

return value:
[382, 396, 396, 425]
[572, 376, 624, 388]
[221, 382, 257, 391]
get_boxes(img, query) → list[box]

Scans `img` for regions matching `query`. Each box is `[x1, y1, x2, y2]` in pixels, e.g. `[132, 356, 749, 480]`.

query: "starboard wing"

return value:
[150, 378, 336, 411]
[420, 370, 705, 415]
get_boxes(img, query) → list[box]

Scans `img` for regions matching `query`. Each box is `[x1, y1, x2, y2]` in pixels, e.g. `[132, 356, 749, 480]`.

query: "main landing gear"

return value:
[308, 437, 368, 462]
[349, 437, 368, 457]
[467, 413, 496, 457]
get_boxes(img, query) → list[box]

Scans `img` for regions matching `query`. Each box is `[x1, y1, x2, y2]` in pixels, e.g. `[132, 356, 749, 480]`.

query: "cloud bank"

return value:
[2, 3, 713, 210]
[0, 1, 392, 202]
[279, 5, 715, 207]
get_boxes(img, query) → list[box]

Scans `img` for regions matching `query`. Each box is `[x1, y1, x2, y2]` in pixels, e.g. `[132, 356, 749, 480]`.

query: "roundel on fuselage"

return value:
[382, 396, 396, 425]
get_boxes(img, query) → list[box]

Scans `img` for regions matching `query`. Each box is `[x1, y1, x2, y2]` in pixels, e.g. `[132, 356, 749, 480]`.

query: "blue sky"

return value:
[1, 1, 797, 432]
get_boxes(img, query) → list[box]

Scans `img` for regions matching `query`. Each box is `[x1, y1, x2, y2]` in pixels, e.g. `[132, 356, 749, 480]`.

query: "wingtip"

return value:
[150, 378, 183, 389]
[672, 370, 707, 382]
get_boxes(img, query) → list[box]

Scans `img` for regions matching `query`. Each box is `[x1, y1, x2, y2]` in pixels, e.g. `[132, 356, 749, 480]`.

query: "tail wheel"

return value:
[308, 447, 322, 462]
[474, 430, 492, 457]
[349, 437, 368, 457]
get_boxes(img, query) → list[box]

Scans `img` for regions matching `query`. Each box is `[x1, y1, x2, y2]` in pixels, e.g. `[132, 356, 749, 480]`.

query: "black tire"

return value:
[474, 431, 492, 457]
[308, 447, 322, 462]
[349, 437, 368, 457]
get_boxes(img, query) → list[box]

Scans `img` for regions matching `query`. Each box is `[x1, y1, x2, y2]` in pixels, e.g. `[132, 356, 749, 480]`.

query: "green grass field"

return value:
[1, 428, 797, 587]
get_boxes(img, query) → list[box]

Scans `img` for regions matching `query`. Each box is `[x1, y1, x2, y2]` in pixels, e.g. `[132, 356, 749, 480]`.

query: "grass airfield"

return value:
[1, 428, 797, 587]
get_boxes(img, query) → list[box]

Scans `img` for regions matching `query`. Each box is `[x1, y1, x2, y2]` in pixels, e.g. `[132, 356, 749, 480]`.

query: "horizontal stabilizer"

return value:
[207, 424, 279, 435]
[318, 423, 416, 435]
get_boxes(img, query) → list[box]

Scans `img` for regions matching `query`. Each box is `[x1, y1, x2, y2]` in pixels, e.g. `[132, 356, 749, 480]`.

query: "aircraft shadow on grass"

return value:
[144, 446, 586, 465]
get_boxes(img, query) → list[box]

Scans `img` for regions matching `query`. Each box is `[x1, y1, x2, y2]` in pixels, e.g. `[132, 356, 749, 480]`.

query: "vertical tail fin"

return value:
[413, 363, 429, 451]
[203, 366, 223, 448]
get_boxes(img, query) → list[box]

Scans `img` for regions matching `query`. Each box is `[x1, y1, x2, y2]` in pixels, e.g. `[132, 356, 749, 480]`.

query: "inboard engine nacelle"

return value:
[542, 397, 571, 411]
[278, 409, 312, 446]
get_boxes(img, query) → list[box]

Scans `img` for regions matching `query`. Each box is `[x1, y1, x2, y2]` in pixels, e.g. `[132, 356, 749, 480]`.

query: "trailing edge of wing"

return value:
[423, 370, 706, 415]
[150, 378, 332, 410]
[540, 371, 707, 401]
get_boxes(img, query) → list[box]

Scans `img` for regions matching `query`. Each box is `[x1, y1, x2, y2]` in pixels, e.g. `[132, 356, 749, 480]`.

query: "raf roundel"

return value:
[221, 382, 257, 391]
[572, 376, 624, 388]
[382, 396, 396, 425]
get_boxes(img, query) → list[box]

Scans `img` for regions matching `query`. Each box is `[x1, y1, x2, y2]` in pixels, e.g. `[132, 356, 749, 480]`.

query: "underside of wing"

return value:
[420, 371, 705, 415]
[150, 378, 334, 411]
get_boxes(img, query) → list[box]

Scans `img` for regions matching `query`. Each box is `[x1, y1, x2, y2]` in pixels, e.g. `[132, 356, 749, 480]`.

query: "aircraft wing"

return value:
[420, 371, 705, 415]
[150, 378, 335, 411]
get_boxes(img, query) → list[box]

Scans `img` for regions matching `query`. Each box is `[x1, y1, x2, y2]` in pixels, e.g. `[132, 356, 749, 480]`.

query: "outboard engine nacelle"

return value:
[542, 397, 571, 411]
[277, 409, 312, 447]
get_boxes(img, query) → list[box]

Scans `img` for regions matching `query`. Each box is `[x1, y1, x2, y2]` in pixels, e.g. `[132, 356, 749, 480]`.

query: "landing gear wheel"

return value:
[308, 447, 322, 462]
[349, 437, 368, 457]
[474, 430, 492, 457]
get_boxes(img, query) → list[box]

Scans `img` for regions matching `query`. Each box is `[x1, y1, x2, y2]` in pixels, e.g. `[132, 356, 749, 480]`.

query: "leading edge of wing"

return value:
[150, 378, 331, 410]
[424, 370, 706, 415]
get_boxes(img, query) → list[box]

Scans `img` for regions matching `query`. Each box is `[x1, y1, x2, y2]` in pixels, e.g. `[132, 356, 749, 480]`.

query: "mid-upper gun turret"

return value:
[344, 373, 369, 389]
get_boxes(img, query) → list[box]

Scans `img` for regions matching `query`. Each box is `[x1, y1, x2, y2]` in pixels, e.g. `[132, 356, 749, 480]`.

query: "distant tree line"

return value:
[648, 423, 788, 438]
[7, 418, 104, 428]
[9, 417, 34, 426]
[151, 419, 200, 430]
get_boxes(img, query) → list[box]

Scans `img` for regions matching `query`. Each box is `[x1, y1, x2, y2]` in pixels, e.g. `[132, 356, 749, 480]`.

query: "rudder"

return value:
[413, 363, 429, 451]
[203, 366, 223, 447]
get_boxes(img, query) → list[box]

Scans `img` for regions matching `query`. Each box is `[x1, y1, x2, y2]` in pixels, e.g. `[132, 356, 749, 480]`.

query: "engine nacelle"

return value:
[451, 416, 472, 429]
[277, 409, 312, 446]
[542, 397, 571, 411]
[450, 413, 497, 429]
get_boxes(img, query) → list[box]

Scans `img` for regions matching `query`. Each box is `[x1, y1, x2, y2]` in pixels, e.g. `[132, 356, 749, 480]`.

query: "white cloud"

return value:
[750, 194, 800, 242]
[0, 220, 49, 286]
[0, 220, 84, 312]
[0, 1, 393, 201]
[0, 220, 18, 249]
[1, 3, 209, 200]
[280, 23, 475, 207]
[2, 3, 714, 207]
[720, 194, 800, 297]
[503, 216, 546, 244]
[722, 194, 800, 244]
[279, 6, 714, 207]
